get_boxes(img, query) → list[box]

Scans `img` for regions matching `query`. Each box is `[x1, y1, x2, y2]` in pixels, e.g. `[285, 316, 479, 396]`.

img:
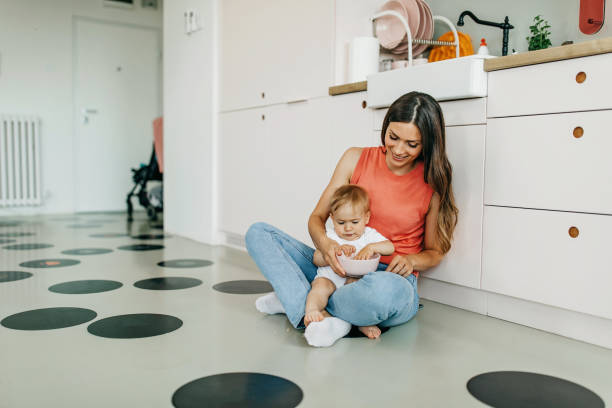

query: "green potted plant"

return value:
[527, 15, 552, 51]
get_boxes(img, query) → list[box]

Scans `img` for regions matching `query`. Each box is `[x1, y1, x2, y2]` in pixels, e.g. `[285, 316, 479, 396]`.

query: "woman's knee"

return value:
[364, 272, 416, 313]
[245, 222, 272, 249]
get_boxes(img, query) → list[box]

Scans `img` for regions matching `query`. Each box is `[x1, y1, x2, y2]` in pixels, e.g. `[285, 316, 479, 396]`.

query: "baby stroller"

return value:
[126, 117, 163, 222]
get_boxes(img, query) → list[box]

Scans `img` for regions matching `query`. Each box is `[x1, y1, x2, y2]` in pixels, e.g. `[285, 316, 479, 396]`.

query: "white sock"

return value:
[255, 292, 286, 315]
[304, 317, 351, 347]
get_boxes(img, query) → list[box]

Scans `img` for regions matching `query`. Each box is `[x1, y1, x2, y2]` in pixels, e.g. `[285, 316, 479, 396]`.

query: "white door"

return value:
[74, 18, 160, 212]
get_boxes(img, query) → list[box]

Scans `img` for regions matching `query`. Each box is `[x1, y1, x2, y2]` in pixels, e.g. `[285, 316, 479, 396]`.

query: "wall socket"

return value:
[184, 10, 202, 35]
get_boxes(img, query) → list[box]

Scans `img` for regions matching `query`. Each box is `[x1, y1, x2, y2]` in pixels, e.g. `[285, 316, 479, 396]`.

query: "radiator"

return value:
[0, 116, 42, 206]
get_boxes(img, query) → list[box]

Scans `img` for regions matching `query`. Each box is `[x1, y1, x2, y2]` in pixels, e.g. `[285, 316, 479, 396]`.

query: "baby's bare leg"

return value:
[304, 278, 336, 327]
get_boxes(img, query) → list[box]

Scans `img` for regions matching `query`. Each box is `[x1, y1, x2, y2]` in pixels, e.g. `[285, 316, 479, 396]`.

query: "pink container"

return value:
[338, 253, 381, 277]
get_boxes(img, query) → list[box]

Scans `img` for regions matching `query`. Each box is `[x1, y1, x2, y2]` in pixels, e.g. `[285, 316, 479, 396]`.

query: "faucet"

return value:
[457, 11, 514, 56]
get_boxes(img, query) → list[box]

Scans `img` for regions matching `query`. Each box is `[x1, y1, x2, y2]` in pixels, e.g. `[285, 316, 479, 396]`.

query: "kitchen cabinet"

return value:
[219, 107, 272, 236]
[485, 111, 612, 215]
[426, 125, 485, 288]
[220, 0, 334, 112]
[219, 92, 372, 244]
[488, 53, 612, 117]
[482, 52, 612, 332]
[482, 206, 612, 320]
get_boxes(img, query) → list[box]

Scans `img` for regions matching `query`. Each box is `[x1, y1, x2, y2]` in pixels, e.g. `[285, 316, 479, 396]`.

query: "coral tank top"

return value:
[350, 147, 434, 271]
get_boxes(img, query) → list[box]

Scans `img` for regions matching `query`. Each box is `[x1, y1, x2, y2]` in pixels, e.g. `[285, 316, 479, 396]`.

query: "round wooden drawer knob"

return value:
[261, 92, 265, 99]
[261, 114, 265, 120]
[573, 126, 584, 138]
[576, 71, 587, 83]
[362, 100, 367, 109]
[568, 226, 579, 238]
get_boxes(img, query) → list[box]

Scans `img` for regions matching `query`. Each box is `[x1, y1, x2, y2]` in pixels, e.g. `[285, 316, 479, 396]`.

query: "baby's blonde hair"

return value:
[330, 185, 370, 215]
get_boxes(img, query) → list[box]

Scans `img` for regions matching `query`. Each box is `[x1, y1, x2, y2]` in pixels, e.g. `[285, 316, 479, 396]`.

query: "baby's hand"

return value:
[355, 245, 375, 260]
[337, 244, 356, 257]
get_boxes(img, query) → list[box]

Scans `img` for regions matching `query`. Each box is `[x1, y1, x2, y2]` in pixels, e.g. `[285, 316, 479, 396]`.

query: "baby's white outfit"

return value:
[315, 225, 388, 289]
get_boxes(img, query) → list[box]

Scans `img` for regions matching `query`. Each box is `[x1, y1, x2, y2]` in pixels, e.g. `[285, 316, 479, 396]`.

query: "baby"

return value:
[305, 184, 394, 339]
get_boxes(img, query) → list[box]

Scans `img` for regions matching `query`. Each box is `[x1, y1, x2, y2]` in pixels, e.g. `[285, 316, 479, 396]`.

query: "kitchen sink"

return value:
[367, 55, 494, 108]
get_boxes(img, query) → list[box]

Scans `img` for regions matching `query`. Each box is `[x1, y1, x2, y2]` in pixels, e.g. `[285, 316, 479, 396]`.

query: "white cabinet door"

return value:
[220, 0, 275, 111]
[488, 53, 612, 118]
[219, 108, 270, 236]
[485, 110, 612, 215]
[264, 93, 372, 244]
[424, 125, 485, 288]
[220, 0, 334, 112]
[482, 206, 612, 320]
[278, 0, 335, 103]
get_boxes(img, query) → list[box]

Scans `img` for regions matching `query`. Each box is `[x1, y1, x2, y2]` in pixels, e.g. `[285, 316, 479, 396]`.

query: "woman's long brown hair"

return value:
[380, 91, 458, 254]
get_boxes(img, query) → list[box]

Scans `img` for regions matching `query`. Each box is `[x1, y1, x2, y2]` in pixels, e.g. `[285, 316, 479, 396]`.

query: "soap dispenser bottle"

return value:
[477, 38, 490, 55]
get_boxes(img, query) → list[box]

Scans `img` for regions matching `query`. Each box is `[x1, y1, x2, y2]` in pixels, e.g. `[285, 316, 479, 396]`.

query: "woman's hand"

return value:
[320, 238, 346, 277]
[385, 255, 416, 277]
[354, 244, 375, 260]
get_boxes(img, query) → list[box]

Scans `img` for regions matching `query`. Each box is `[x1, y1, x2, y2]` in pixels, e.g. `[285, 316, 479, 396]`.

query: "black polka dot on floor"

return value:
[19, 259, 80, 268]
[117, 244, 164, 251]
[131, 234, 167, 240]
[158, 259, 213, 268]
[67, 224, 102, 229]
[87, 313, 182, 339]
[90, 233, 129, 238]
[1, 307, 97, 330]
[172, 373, 303, 408]
[134, 277, 202, 290]
[212, 280, 273, 294]
[0, 232, 35, 237]
[344, 325, 391, 338]
[0, 239, 16, 244]
[467, 371, 605, 408]
[0, 271, 33, 283]
[61, 248, 113, 256]
[3, 243, 53, 250]
[49, 280, 123, 294]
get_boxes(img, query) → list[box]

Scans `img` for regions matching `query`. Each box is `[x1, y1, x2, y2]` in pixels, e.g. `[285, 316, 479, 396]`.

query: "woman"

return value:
[246, 91, 458, 347]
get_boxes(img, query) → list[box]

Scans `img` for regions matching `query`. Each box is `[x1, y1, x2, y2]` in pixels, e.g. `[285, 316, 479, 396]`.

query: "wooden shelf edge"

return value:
[329, 81, 367, 96]
[484, 37, 612, 72]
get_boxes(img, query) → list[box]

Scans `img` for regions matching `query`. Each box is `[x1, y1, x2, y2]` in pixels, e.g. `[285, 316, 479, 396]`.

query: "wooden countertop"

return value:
[329, 81, 367, 96]
[484, 37, 612, 71]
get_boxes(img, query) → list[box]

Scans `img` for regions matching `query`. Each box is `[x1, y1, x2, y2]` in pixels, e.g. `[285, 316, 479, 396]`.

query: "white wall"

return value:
[335, 0, 612, 84]
[0, 0, 162, 215]
[163, 0, 217, 243]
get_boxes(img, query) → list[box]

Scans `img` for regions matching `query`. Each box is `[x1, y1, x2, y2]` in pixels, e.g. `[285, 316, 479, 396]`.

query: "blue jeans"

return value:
[245, 222, 420, 329]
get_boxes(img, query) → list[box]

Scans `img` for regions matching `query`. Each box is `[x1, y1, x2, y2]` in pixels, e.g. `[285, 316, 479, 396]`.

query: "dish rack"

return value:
[371, 11, 459, 65]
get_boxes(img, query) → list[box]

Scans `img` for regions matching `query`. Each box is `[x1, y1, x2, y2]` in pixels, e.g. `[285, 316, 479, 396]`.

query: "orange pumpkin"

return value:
[428, 31, 474, 62]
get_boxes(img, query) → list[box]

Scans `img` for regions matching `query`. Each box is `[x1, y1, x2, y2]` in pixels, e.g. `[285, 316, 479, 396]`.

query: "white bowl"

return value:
[338, 253, 381, 277]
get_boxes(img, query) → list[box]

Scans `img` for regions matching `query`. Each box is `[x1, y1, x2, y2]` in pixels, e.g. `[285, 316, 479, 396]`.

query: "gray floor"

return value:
[1, 212, 610, 407]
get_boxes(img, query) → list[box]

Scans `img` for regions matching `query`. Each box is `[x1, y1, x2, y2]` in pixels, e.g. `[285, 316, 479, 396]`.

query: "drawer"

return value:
[485, 110, 612, 214]
[372, 97, 487, 130]
[482, 206, 612, 320]
[488, 53, 612, 117]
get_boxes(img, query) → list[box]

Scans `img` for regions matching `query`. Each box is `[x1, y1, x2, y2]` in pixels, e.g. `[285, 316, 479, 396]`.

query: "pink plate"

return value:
[397, 0, 421, 40]
[413, 0, 433, 56]
[376, 0, 410, 50]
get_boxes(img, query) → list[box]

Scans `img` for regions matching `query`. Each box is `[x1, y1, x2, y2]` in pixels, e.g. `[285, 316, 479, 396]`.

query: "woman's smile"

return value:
[391, 151, 410, 161]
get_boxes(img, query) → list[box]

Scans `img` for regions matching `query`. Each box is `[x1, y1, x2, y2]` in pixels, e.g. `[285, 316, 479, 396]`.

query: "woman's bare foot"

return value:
[358, 325, 381, 339]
